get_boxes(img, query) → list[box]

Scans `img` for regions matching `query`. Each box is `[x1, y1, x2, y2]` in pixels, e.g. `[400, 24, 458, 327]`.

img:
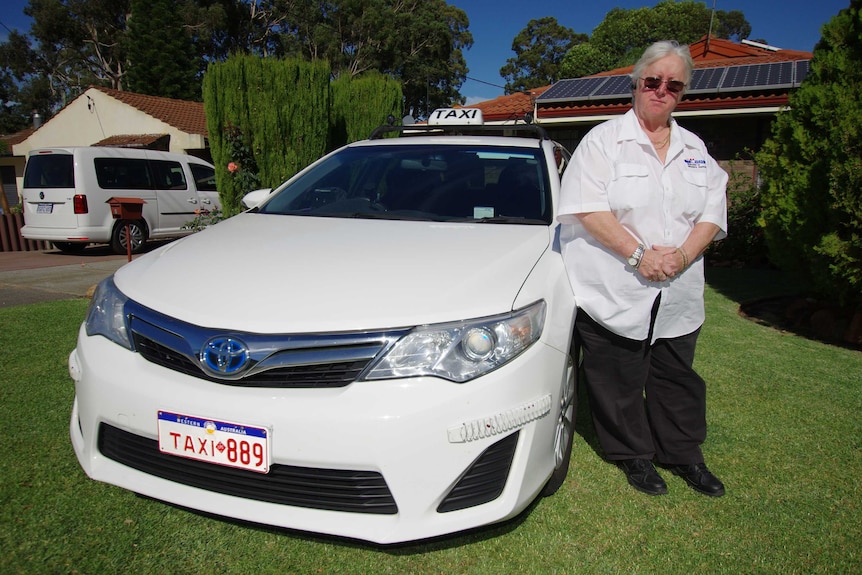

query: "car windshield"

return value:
[257, 144, 552, 224]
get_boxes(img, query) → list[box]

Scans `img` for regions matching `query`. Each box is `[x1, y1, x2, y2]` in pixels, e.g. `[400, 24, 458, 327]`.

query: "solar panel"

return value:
[538, 77, 608, 102]
[687, 67, 726, 94]
[591, 75, 634, 99]
[539, 59, 807, 104]
[720, 61, 794, 92]
[794, 60, 810, 85]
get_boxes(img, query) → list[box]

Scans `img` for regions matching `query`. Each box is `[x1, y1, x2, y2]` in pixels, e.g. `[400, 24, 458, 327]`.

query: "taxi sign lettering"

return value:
[428, 108, 484, 126]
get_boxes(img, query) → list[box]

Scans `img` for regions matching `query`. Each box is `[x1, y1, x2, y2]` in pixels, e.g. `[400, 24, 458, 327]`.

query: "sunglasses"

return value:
[641, 76, 686, 94]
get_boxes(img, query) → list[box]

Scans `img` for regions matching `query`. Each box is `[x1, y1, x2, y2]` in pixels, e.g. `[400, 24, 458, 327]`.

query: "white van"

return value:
[21, 147, 221, 254]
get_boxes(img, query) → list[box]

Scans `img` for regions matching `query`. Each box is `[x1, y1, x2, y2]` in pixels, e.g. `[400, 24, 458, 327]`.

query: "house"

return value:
[0, 127, 34, 213]
[472, 36, 813, 175]
[2, 86, 210, 208]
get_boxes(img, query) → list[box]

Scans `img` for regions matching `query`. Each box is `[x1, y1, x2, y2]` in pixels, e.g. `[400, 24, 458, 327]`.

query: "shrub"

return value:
[755, 1, 862, 306]
[707, 156, 768, 266]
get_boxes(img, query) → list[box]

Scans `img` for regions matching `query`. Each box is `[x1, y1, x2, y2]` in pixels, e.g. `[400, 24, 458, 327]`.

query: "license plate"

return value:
[157, 411, 270, 473]
[37, 203, 53, 214]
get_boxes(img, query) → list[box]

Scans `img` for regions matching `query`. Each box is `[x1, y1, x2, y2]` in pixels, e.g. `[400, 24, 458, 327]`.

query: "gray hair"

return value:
[630, 40, 694, 95]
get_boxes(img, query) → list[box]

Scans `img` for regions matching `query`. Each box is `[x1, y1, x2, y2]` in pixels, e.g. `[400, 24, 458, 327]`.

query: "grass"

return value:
[1, 268, 860, 575]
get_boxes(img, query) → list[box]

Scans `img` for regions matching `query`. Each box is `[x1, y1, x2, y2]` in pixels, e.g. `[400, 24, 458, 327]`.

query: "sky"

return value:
[0, 0, 852, 104]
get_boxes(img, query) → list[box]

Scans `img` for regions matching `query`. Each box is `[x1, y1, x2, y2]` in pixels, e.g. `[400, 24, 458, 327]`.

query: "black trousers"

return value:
[575, 307, 707, 465]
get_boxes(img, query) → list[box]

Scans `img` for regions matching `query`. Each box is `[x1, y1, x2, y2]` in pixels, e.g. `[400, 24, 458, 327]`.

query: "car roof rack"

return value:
[368, 122, 549, 141]
[368, 109, 549, 141]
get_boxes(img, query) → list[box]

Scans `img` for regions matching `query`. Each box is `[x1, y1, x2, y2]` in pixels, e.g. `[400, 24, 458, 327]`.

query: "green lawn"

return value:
[1, 268, 859, 574]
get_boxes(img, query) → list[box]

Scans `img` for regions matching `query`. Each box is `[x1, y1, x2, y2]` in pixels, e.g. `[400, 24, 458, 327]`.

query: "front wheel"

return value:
[542, 352, 577, 496]
[110, 220, 147, 255]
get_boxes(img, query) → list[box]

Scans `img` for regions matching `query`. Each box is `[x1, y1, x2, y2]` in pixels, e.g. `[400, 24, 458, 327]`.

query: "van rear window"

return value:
[24, 154, 75, 188]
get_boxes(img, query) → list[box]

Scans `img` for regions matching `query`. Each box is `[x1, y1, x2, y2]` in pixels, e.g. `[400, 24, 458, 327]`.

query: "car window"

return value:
[190, 164, 217, 192]
[94, 158, 154, 190]
[258, 144, 551, 223]
[24, 154, 75, 188]
[150, 160, 188, 190]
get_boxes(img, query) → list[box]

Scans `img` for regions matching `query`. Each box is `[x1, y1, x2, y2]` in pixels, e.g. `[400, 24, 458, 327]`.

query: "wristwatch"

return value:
[627, 244, 645, 269]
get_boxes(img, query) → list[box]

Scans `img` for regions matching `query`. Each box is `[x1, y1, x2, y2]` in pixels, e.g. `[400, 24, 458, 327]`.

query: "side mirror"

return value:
[241, 188, 273, 210]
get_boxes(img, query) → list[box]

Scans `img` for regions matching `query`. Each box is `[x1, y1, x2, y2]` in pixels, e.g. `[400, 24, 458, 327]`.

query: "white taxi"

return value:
[69, 109, 578, 544]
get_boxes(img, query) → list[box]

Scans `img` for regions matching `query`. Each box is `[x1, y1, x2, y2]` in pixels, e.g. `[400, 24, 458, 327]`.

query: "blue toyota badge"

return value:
[200, 336, 250, 377]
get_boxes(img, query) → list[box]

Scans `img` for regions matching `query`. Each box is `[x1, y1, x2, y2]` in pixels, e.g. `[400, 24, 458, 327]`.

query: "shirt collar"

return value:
[619, 109, 699, 157]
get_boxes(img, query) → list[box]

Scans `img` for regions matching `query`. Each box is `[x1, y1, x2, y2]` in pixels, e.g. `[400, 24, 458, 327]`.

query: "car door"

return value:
[148, 159, 202, 235]
[188, 163, 222, 213]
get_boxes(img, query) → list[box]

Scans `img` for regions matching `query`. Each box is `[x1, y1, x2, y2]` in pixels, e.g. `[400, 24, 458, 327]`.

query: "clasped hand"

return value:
[637, 246, 684, 282]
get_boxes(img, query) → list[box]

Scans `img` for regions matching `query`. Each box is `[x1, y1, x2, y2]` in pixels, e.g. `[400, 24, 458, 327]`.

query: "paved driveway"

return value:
[0, 247, 135, 308]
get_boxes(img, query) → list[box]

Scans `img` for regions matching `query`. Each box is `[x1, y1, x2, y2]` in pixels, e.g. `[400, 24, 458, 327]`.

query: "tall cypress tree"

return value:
[125, 0, 201, 100]
[203, 55, 332, 215]
[331, 72, 404, 148]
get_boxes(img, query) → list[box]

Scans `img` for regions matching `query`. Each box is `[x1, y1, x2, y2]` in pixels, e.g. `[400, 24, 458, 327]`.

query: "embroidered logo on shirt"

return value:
[683, 158, 707, 168]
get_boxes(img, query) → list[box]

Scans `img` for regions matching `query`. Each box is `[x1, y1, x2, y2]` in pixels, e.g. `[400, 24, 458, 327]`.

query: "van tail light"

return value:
[73, 194, 88, 214]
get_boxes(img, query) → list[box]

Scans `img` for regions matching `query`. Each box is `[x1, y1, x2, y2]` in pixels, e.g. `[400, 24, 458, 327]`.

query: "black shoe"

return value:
[617, 459, 667, 496]
[668, 462, 725, 497]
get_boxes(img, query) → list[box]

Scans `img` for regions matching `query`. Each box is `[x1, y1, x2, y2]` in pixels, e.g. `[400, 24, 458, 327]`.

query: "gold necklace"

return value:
[650, 126, 671, 149]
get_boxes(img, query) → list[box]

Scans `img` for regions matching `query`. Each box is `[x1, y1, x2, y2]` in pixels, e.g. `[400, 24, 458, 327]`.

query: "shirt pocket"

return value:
[608, 163, 650, 211]
[679, 168, 709, 219]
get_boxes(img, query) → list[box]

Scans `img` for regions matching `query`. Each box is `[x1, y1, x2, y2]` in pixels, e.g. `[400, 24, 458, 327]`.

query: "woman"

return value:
[558, 41, 728, 496]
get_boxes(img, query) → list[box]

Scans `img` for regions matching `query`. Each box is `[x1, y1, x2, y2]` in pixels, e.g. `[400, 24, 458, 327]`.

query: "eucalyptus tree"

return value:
[560, 0, 751, 79]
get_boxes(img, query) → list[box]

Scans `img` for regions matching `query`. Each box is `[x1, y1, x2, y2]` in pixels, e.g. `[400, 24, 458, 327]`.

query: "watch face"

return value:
[627, 257, 638, 266]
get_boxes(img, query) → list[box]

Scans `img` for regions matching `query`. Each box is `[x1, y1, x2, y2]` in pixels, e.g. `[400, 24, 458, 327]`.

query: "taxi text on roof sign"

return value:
[428, 108, 484, 126]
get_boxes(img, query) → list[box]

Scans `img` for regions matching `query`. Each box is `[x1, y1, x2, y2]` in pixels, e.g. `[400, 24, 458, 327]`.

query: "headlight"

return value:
[85, 276, 132, 349]
[365, 300, 546, 383]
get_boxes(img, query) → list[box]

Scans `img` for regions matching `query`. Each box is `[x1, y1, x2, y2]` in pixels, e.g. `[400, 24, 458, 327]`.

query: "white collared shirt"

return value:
[558, 109, 728, 342]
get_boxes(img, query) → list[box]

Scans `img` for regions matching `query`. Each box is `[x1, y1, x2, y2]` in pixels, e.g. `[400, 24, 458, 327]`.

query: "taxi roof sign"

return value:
[427, 108, 484, 126]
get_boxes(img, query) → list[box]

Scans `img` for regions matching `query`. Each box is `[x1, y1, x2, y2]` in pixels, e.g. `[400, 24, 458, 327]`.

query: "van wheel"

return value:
[111, 220, 147, 255]
[53, 241, 87, 254]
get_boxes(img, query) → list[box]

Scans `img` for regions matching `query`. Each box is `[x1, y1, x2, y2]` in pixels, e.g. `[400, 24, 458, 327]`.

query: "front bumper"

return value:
[69, 326, 570, 544]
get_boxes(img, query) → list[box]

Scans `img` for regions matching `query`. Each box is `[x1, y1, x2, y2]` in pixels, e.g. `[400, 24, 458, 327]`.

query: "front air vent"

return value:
[437, 431, 519, 513]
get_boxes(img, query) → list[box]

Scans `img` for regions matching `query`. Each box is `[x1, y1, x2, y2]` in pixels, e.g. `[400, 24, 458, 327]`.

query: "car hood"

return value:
[115, 214, 552, 333]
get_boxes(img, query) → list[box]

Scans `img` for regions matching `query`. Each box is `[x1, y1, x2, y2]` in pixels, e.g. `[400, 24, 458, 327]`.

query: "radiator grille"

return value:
[133, 333, 371, 388]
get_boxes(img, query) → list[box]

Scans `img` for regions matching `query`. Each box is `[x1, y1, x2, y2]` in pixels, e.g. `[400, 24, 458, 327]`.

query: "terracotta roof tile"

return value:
[595, 36, 812, 76]
[1, 127, 36, 147]
[93, 86, 207, 136]
[94, 134, 170, 147]
[471, 86, 549, 122]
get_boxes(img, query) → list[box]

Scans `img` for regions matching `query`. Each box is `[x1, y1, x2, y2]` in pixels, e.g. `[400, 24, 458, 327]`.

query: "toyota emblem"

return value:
[200, 336, 250, 377]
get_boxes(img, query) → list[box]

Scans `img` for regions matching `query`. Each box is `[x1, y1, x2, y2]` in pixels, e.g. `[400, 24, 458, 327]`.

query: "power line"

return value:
[466, 76, 506, 90]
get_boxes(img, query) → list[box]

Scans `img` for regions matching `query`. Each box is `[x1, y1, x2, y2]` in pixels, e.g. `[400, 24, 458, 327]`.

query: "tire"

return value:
[542, 349, 578, 496]
[52, 241, 88, 254]
[110, 220, 147, 255]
